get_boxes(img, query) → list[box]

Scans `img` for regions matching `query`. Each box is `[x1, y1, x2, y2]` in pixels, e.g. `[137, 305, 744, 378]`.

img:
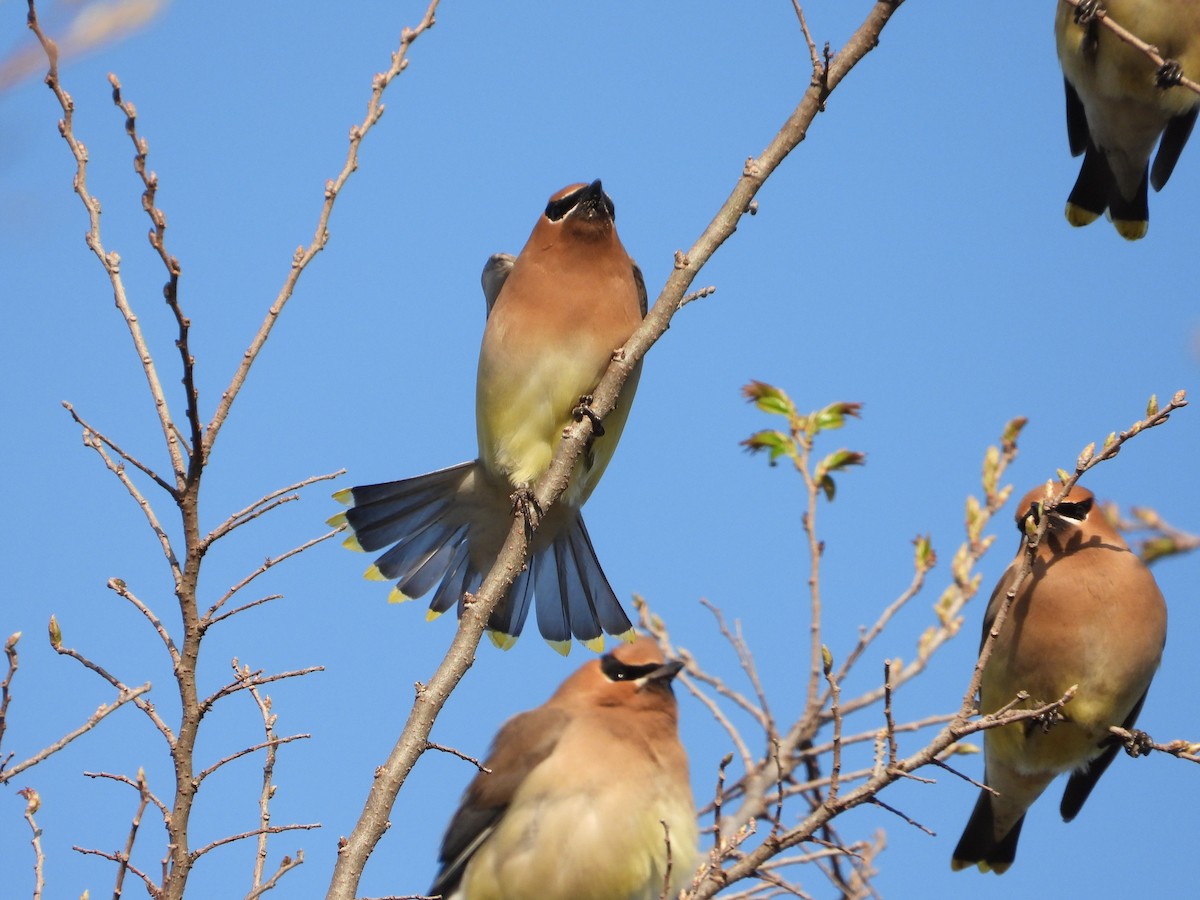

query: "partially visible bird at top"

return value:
[1055, 0, 1200, 239]
[951, 483, 1168, 874]
[329, 180, 647, 654]
[428, 634, 698, 900]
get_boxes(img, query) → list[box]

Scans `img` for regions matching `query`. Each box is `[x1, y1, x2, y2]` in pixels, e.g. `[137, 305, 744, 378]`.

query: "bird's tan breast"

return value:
[981, 544, 1165, 770]
[461, 710, 696, 900]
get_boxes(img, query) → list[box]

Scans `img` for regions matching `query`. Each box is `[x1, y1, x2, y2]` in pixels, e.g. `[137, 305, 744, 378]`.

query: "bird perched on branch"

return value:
[429, 635, 697, 899]
[330, 180, 646, 653]
[951, 483, 1167, 873]
[1055, 0, 1200, 239]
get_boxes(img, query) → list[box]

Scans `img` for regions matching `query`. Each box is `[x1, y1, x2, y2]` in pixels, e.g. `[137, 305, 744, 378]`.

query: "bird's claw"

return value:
[572, 395, 606, 437]
[1122, 728, 1154, 758]
[1074, 0, 1103, 25]
[1029, 705, 1065, 734]
[1155, 60, 1184, 90]
[511, 485, 542, 535]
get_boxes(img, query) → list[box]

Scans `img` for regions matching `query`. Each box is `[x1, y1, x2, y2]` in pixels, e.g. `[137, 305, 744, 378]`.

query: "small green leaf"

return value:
[742, 380, 793, 417]
[913, 534, 936, 572]
[814, 401, 863, 432]
[1002, 416, 1028, 447]
[1140, 537, 1178, 564]
[820, 448, 866, 474]
[741, 429, 792, 462]
[819, 473, 836, 501]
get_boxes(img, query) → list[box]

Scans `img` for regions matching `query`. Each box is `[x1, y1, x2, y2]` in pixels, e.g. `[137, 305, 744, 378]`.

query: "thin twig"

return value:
[49, 624, 171, 740]
[244, 850, 305, 900]
[82, 770, 171, 818]
[73, 846, 159, 896]
[825, 656, 842, 802]
[882, 661, 897, 768]
[190, 824, 321, 861]
[199, 666, 324, 715]
[17, 788, 45, 900]
[1110, 726, 1200, 764]
[425, 741, 491, 774]
[108, 577, 179, 661]
[0, 681, 153, 784]
[107, 73, 199, 461]
[62, 402, 176, 497]
[248, 678, 277, 892]
[205, 530, 342, 624]
[112, 768, 154, 899]
[201, 0, 440, 461]
[698, 601, 772, 730]
[203, 470, 345, 547]
[195, 734, 311, 786]
[27, 0, 187, 484]
[75, 424, 182, 585]
[0, 632, 19, 756]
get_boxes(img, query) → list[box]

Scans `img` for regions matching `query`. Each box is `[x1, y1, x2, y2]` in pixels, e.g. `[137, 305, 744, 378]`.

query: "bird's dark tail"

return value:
[330, 463, 632, 652]
[1065, 140, 1149, 240]
[950, 790, 1023, 875]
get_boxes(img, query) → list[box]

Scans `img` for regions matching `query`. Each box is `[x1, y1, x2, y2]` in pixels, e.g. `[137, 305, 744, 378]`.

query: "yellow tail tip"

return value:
[488, 631, 518, 651]
[1112, 217, 1147, 241]
[342, 534, 364, 552]
[326, 512, 348, 528]
[1064, 202, 1100, 228]
[614, 628, 638, 644]
[582, 636, 605, 653]
[387, 586, 412, 604]
[332, 488, 354, 505]
[545, 639, 572, 656]
[425, 608, 444, 622]
[364, 564, 387, 582]
[949, 858, 1006, 875]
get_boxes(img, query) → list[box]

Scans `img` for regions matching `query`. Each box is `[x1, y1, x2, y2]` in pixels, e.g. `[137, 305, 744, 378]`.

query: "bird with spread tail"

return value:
[1055, 0, 1200, 239]
[329, 180, 646, 653]
[428, 635, 698, 900]
[951, 484, 1167, 874]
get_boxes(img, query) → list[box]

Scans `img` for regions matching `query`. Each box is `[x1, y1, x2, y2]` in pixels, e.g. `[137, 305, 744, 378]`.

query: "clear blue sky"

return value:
[2, 2, 1196, 898]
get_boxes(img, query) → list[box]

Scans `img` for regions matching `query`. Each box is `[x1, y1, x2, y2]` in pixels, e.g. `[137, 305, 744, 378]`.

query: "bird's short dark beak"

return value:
[638, 659, 684, 690]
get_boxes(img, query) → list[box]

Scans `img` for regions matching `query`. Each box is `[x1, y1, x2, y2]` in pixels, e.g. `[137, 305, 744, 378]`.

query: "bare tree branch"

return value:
[200, 4, 442, 462]
[17, 788, 45, 900]
[0, 680, 152, 784]
[26, 0, 188, 484]
[205, 529, 343, 625]
[202, 471, 345, 548]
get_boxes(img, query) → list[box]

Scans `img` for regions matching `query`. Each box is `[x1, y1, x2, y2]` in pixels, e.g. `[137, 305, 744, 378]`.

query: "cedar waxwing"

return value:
[1055, 0, 1200, 239]
[951, 484, 1167, 874]
[330, 181, 646, 653]
[428, 635, 698, 899]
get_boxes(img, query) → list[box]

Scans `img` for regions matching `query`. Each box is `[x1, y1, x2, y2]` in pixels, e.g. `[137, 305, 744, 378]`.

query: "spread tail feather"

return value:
[335, 463, 632, 649]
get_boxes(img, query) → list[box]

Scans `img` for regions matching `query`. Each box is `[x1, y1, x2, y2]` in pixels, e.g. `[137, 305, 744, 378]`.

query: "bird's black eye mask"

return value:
[1017, 496, 1095, 532]
[544, 184, 616, 223]
[600, 654, 661, 682]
